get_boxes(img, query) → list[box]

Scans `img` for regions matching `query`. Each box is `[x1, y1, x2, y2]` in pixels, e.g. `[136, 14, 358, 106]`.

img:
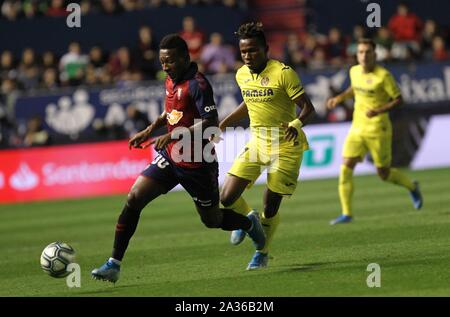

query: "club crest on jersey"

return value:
[167, 109, 183, 125]
[261, 76, 270, 86]
[177, 88, 183, 100]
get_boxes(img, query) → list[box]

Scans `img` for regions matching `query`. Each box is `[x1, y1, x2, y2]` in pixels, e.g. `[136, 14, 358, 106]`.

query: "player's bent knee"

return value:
[197, 205, 223, 228]
[126, 189, 146, 211]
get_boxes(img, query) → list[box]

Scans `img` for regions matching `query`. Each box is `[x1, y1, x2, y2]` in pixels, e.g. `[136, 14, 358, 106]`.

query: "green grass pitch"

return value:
[0, 168, 449, 296]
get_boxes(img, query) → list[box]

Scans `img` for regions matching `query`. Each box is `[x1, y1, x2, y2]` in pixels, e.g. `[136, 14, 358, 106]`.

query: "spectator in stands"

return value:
[146, 0, 161, 7]
[374, 27, 394, 62]
[40, 68, 59, 90]
[421, 19, 439, 57]
[108, 46, 141, 83]
[22, 116, 50, 147]
[166, 0, 187, 7]
[200, 32, 235, 74]
[326, 27, 347, 67]
[283, 32, 306, 69]
[121, 0, 146, 11]
[1, 0, 22, 20]
[0, 50, 16, 82]
[86, 46, 110, 85]
[223, 0, 247, 10]
[346, 25, 366, 60]
[124, 104, 150, 137]
[0, 77, 17, 95]
[42, 51, 58, 69]
[17, 48, 40, 90]
[23, 0, 42, 19]
[388, 2, 423, 60]
[59, 41, 88, 86]
[309, 47, 327, 70]
[88, 46, 107, 69]
[101, 0, 123, 15]
[431, 35, 449, 61]
[133, 25, 159, 80]
[80, 0, 95, 15]
[46, 0, 67, 17]
[0, 102, 16, 149]
[300, 33, 318, 65]
[179, 16, 206, 61]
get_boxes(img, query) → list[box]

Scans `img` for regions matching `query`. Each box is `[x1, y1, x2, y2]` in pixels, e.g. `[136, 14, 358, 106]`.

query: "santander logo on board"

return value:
[9, 163, 39, 191]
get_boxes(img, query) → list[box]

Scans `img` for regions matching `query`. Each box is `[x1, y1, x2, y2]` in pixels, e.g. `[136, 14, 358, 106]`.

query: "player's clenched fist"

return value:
[326, 97, 339, 110]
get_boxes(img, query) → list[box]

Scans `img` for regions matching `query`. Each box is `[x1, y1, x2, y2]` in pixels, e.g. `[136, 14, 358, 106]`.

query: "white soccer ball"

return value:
[40, 242, 76, 278]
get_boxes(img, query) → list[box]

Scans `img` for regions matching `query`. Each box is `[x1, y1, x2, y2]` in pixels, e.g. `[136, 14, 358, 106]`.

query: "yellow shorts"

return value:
[228, 137, 307, 196]
[343, 132, 392, 167]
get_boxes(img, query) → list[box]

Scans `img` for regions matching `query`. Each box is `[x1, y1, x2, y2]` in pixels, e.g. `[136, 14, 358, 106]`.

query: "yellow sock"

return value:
[386, 168, 415, 191]
[260, 212, 280, 254]
[339, 165, 354, 216]
[228, 196, 252, 216]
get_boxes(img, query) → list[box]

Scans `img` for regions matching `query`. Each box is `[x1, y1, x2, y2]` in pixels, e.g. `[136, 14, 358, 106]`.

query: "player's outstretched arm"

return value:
[129, 111, 167, 149]
[218, 101, 248, 132]
[326, 86, 354, 110]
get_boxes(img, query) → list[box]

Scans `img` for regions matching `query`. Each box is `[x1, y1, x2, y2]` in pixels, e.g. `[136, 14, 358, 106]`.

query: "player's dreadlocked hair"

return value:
[235, 22, 267, 47]
[159, 34, 190, 59]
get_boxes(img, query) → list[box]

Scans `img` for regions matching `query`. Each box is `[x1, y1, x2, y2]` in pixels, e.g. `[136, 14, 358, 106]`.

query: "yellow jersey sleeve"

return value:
[280, 66, 305, 101]
[383, 72, 401, 100]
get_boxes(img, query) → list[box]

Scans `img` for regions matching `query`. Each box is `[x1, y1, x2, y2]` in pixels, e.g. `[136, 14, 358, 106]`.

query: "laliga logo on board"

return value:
[9, 163, 39, 191]
[45, 89, 95, 137]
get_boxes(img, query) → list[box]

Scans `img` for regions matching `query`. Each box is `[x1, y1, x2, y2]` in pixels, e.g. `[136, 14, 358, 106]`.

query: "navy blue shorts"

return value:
[141, 150, 219, 208]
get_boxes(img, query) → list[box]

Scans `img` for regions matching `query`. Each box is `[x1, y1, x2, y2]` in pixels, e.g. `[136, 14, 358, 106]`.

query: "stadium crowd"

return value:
[0, 1, 449, 148]
[0, 0, 247, 20]
[1, 2, 448, 93]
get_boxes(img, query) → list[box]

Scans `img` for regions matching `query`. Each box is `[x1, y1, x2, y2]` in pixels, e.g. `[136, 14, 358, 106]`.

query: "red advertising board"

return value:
[0, 141, 153, 203]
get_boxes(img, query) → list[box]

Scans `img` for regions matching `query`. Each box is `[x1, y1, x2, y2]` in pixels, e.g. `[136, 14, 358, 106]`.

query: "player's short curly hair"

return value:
[235, 22, 267, 47]
[159, 34, 189, 58]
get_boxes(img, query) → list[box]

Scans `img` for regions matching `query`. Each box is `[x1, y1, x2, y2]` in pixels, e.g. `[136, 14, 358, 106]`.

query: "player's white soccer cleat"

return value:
[91, 259, 120, 283]
[230, 228, 246, 245]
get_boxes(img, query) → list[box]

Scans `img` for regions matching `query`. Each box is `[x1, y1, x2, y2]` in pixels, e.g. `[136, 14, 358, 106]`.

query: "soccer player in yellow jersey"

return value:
[327, 38, 423, 225]
[217, 22, 315, 269]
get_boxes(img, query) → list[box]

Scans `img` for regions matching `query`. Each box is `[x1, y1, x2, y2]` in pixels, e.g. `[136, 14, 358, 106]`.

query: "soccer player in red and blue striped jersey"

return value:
[91, 34, 265, 283]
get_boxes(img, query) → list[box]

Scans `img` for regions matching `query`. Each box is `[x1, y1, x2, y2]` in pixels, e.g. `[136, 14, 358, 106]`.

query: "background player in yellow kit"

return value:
[327, 38, 423, 225]
[217, 22, 315, 269]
